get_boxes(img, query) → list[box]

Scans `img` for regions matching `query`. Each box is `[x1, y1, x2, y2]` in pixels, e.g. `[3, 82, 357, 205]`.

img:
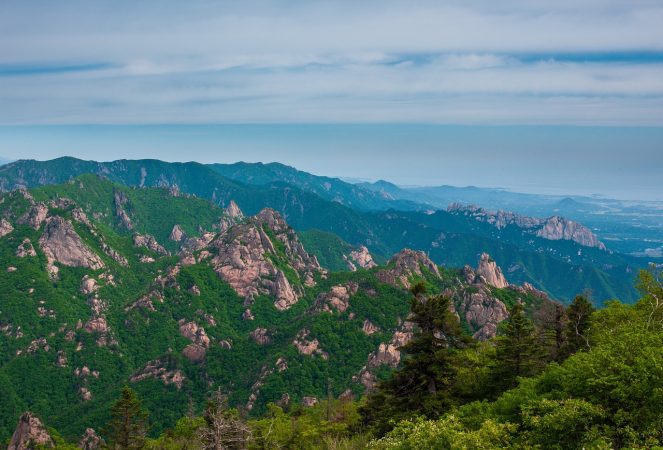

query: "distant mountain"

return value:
[0, 157, 650, 302]
[208, 162, 425, 211]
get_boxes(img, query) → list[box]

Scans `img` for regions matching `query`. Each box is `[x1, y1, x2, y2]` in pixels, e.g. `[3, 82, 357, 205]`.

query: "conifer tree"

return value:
[104, 386, 148, 450]
[492, 302, 542, 393]
[361, 282, 472, 435]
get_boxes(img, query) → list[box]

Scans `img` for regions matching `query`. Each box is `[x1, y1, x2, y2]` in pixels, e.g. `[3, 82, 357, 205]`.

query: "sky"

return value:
[0, 1, 662, 199]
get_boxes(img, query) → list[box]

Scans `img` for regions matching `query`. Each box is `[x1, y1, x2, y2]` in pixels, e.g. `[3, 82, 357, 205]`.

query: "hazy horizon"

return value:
[1, 124, 662, 201]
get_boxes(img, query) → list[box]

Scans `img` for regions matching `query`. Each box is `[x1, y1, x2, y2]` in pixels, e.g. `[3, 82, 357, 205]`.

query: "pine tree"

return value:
[492, 302, 542, 393]
[561, 294, 595, 357]
[104, 386, 148, 450]
[361, 282, 472, 435]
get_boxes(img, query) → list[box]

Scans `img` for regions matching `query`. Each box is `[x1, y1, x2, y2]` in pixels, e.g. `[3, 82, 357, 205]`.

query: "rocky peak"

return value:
[346, 246, 377, 271]
[8, 412, 53, 450]
[447, 203, 606, 250]
[225, 200, 244, 219]
[376, 248, 439, 288]
[475, 253, 509, 289]
[536, 216, 606, 250]
[133, 233, 169, 255]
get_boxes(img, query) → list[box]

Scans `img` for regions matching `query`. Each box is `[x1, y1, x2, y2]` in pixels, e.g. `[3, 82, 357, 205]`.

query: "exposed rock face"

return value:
[114, 190, 133, 230]
[250, 327, 270, 345]
[447, 203, 606, 250]
[131, 359, 185, 389]
[273, 271, 299, 311]
[292, 329, 328, 359]
[84, 317, 109, 334]
[354, 324, 415, 390]
[457, 286, 509, 340]
[376, 249, 440, 288]
[179, 321, 210, 362]
[362, 319, 380, 335]
[316, 283, 359, 313]
[242, 309, 255, 321]
[348, 246, 377, 270]
[79, 387, 93, 401]
[16, 238, 36, 257]
[210, 208, 322, 309]
[302, 397, 318, 407]
[536, 216, 606, 250]
[38, 216, 105, 278]
[0, 218, 14, 237]
[79, 428, 102, 450]
[169, 224, 185, 242]
[18, 203, 49, 229]
[8, 412, 53, 450]
[225, 200, 244, 219]
[475, 253, 509, 289]
[80, 275, 99, 295]
[133, 233, 169, 255]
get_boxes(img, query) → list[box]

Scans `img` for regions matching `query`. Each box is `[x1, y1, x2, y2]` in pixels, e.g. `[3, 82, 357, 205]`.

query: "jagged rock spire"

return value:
[8, 412, 53, 450]
[476, 253, 509, 289]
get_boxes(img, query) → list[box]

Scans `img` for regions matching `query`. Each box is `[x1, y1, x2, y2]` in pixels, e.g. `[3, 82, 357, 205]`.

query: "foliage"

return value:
[104, 387, 149, 450]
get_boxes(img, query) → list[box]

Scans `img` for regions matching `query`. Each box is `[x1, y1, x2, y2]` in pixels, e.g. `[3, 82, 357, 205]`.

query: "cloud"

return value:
[0, 0, 662, 124]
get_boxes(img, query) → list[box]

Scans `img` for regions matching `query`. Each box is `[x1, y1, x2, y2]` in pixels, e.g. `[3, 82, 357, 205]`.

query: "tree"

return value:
[492, 302, 543, 393]
[561, 294, 595, 358]
[199, 390, 250, 450]
[104, 387, 149, 450]
[636, 266, 663, 331]
[533, 299, 568, 363]
[361, 282, 473, 435]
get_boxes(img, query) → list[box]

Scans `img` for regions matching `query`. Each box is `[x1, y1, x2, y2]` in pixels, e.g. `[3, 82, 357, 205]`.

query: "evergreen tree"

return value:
[534, 299, 568, 362]
[104, 386, 149, 450]
[562, 294, 595, 357]
[361, 282, 472, 435]
[492, 302, 542, 393]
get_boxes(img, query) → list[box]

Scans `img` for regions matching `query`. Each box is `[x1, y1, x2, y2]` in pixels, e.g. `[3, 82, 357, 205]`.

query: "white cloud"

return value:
[0, 0, 662, 124]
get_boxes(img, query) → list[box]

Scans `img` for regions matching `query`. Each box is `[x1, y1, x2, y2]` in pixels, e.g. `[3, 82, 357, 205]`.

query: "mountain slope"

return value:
[0, 176, 553, 441]
[0, 158, 646, 302]
[208, 161, 424, 211]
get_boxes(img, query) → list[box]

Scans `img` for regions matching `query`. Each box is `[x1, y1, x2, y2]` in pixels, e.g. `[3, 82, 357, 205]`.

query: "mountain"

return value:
[0, 175, 550, 441]
[0, 157, 649, 302]
[208, 162, 425, 211]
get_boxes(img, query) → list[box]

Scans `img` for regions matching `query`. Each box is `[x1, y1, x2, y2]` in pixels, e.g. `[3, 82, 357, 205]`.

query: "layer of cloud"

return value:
[1, 0, 662, 124]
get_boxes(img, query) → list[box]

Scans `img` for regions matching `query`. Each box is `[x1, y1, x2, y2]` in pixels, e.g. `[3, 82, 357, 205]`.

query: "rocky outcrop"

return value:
[79, 428, 102, 450]
[347, 246, 377, 270]
[80, 275, 99, 295]
[292, 329, 328, 359]
[210, 208, 322, 309]
[179, 321, 210, 362]
[114, 190, 133, 230]
[225, 200, 244, 219]
[362, 319, 380, 335]
[38, 216, 105, 278]
[376, 249, 439, 288]
[315, 283, 359, 313]
[8, 412, 53, 450]
[16, 238, 36, 257]
[250, 327, 270, 345]
[475, 253, 509, 289]
[131, 359, 185, 389]
[18, 203, 49, 229]
[354, 326, 414, 389]
[133, 233, 169, 255]
[447, 203, 606, 250]
[169, 224, 185, 242]
[0, 218, 13, 237]
[536, 216, 606, 250]
[456, 286, 509, 340]
[302, 397, 318, 407]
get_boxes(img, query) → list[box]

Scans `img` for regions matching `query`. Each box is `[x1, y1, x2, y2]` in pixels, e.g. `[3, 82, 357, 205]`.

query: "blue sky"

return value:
[0, 1, 662, 199]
